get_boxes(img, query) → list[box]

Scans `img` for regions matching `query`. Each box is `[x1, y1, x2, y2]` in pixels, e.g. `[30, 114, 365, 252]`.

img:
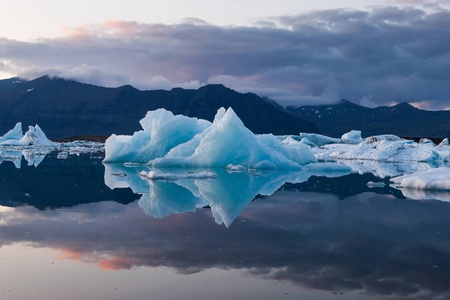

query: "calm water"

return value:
[1, 153, 450, 300]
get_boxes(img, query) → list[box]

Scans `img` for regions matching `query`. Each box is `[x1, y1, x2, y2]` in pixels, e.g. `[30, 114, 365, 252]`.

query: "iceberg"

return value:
[0, 124, 55, 147]
[312, 134, 450, 163]
[104, 108, 211, 163]
[391, 167, 450, 190]
[0, 123, 56, 167]
[104, 107, 316, 169]
[0, 122, 23, 142]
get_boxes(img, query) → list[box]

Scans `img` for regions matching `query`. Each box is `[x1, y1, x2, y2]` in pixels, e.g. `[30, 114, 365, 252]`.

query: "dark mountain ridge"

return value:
[0, 76, 318, 138]
[286, 99, 450, 138]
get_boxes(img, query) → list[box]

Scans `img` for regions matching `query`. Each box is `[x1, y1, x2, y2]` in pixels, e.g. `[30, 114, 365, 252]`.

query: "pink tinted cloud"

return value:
[62, 26, 90, 39]
[103, 20, 139, 35]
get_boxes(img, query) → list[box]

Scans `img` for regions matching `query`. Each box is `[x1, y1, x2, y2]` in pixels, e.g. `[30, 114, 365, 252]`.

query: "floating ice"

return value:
[297, 133, 341, 146]
[104, 108, 211, 163]
[0, 122, 23, 142]
[391, 167, 450, 190]
[104, 107, 316, 169]
[312, 134, 450, 163]
[341, 130, 363, 144]
[335, 159, 436, 178]
[0, 123, 56, 167]
[0, 124, 55, 147]
[367, 181, 386, 188]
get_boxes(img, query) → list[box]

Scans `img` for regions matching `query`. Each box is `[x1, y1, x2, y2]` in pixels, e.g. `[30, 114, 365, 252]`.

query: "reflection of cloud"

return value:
[1, 5, 450, 109]
[2, 190, 450, 299]
[57, 249, 134, 270]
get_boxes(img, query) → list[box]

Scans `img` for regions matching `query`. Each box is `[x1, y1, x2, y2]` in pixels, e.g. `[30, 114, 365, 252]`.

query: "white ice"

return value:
[341, 130, 363, 144]
[0, 123, 105, 167]
[391, 167, 450, 190]
[104, 107, 316, 169]
[297, 133, 341, 146]
[0, 124, 55, 147]
[104, 108, 211, 163]
[310, 134, 450, 163]
[0, 122, 23, 142]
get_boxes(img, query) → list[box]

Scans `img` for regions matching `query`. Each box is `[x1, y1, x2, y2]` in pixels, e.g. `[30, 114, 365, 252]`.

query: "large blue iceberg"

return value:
[104, 107, 316, 169]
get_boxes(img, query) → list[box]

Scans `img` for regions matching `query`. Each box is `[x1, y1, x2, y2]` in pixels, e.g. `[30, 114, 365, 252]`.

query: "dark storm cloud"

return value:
[0, 5, 449, 109]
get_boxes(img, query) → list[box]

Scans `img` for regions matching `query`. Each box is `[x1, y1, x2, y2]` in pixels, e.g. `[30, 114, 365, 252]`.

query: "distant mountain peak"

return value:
[394, 102, 415, 108]
[286, 98, 450, 138]
[338, 99, 353, 104]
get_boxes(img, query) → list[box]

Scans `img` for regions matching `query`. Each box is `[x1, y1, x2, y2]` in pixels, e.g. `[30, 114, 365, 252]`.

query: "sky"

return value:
[1, 0, 449, 110]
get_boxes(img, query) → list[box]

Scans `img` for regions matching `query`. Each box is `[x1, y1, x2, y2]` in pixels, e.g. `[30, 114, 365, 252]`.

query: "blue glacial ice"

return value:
[104, 107, 317, 169]
[0, 122, 23, 142]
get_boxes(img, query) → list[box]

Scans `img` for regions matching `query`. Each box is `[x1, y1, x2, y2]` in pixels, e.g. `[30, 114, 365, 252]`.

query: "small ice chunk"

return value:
[367, 181, 386, 188]
[57, 151, 68, 159]
[341, 130, 363, 144]
[226, 164, 246, 172]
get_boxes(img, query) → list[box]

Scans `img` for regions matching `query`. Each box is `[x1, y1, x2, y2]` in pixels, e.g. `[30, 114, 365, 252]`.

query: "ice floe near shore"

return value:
[104, 107, 316, 169]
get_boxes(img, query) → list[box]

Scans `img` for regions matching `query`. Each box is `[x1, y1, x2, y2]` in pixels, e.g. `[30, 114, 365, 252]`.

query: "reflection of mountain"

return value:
[0, 154, 138, 209]
[1, 190, 450, 299]
[283, 173, 405, 200]
[103, 163, 351, 226]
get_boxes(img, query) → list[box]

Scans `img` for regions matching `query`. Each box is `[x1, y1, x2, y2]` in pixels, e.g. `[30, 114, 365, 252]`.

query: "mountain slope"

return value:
[0, 76, 318, 138]
[286, 99, 450, 138]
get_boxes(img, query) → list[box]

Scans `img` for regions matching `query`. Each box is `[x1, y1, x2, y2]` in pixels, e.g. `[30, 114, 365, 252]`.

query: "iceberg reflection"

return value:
[398, 188, 450, 202]
[0, 147, 51, 168]
[104, 162, 352, 226]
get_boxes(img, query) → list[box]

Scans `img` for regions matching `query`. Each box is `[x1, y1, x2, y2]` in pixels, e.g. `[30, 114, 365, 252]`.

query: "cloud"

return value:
[1, 5, 450, 109]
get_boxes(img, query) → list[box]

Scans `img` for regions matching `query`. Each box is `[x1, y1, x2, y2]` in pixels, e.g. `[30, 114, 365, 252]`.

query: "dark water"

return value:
[1, 153, 450, 300]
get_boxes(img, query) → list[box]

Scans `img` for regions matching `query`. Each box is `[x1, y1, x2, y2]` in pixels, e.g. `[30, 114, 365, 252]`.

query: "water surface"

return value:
[1, 153, 450, 300]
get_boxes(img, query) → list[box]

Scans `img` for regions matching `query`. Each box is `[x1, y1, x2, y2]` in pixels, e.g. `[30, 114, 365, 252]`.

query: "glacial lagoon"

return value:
[1, 152, 450, 300]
